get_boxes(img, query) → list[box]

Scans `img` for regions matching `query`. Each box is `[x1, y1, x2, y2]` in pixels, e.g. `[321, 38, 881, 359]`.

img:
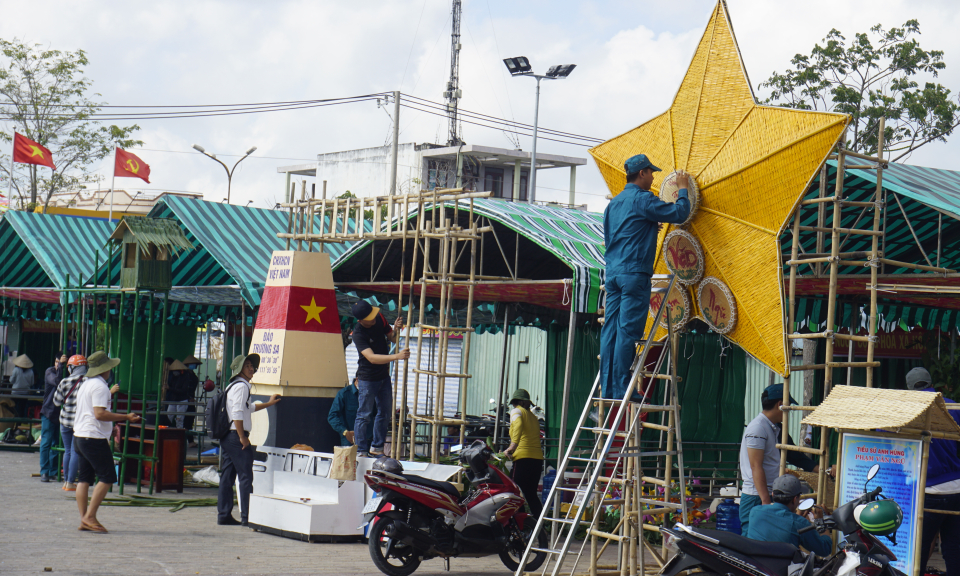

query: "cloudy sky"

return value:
[3, 0, 960, 212]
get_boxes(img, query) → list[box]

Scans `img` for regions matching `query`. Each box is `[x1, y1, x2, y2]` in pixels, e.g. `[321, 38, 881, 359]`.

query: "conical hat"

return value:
[182, 355, 201, 365]
[13, 354, 33, 369]
[168, 360, 188, 371]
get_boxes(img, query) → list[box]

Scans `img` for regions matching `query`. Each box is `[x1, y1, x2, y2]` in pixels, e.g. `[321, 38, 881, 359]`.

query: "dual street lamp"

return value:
[503, 57, 576, 203]
[192, 144, 257, 205]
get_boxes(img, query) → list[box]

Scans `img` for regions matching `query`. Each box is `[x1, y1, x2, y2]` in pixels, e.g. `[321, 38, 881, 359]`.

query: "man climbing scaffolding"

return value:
[601, 154, 690, 400]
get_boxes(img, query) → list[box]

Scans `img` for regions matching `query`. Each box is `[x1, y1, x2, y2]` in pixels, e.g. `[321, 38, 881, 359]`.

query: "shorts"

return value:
[74, 437, 118, 485]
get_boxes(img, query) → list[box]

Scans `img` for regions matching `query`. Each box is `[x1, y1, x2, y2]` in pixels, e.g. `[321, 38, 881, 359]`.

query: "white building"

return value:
[278, 143, 587, 207]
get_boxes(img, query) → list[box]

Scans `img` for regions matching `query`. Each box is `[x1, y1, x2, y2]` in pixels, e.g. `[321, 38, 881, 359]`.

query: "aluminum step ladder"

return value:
[515, 273, 688, 576]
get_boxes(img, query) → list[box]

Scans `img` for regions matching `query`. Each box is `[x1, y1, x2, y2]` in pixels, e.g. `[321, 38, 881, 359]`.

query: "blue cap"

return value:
[762, 383, 796, 406]
[624, 154, 661, 174]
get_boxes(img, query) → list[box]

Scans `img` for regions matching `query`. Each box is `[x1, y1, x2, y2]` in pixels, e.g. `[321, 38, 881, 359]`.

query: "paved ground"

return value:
[0, 450, 519, 576]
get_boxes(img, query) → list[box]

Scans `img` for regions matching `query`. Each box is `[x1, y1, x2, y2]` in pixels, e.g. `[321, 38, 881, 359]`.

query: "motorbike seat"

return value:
[694, 528, 798, 559]
[402, 474, 461, 499]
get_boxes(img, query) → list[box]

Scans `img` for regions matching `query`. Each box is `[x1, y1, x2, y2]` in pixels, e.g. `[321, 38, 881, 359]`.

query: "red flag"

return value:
[114, 148, 150, 183]
[12, 133, 55, 170]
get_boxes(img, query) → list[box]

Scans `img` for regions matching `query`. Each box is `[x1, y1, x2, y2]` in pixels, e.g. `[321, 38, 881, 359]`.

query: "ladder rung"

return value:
[588, 528, 629, 542]
[531, 547, 563, 555]
[581, 426, 630, 438]
[612, 450, 678, 458]
[545, 517, 585, 526]
[650, 286, 669, 294]
[641, 421, 671, 432]
[638, 498, 683, 509]
[569, 456, 599, 463]
[555, 486, 586, 493]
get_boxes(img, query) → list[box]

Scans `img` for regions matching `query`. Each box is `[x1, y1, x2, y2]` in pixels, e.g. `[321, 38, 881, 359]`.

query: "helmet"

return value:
[854, 499, 903, 537]
[203, 379, 216, 392]
[906, 367, 932, 390]
[67, 355, 87, 367]
[372, 456, 403, 475]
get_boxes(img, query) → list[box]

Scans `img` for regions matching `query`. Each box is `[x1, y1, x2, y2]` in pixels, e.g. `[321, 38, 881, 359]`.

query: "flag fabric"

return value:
[114, 148, 150, 183]
[12, 133, 55, 170]
[255, 285, 341, 334]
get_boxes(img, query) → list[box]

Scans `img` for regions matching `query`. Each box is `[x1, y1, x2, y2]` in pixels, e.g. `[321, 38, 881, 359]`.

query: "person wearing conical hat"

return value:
[503, 389, 544, 519]
[10, 354, 35, 390]
[179, 355, 203, 443]
[165, 359, 192, 429]
[72, 351, 141, 533]
[217, 353, 281, 526]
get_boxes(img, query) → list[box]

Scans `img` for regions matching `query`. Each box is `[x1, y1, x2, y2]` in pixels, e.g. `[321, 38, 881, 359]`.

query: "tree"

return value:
[0, 39, 141, 210]
[760, 21, 960, 161]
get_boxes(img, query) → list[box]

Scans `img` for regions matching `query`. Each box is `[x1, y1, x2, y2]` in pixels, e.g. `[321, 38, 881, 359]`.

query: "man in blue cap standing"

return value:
[601, 155, 690, 400]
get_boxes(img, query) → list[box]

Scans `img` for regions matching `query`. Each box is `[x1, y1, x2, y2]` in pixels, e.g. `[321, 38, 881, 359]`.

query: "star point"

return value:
[589, 0, 849, 375]
[301, 296, 325, 325]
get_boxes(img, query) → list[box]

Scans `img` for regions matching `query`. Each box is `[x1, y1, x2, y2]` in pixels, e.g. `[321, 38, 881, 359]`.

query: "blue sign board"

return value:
[839, 433, 922, 574]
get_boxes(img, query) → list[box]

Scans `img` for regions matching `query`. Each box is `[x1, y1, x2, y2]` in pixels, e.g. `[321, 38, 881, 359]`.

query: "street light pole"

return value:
[529, 77, 541, 204]
[502, 58, 576, 205]
[192, 144, 258, 204]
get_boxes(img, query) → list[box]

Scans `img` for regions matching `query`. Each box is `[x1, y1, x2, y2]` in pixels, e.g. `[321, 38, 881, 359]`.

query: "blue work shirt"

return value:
[603, 183, 691, 276]
[327, 381, 359, 447]
[746, 503, 832, 557]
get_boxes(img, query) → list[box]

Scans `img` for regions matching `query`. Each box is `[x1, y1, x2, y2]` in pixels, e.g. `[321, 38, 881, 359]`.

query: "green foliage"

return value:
[761, 21, 960, 160]
[337, 190, 389, 221]
[0, 38, 142, 208]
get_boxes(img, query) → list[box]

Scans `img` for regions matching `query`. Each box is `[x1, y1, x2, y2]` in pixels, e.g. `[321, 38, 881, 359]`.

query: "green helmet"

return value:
[853, 500, 903, 537]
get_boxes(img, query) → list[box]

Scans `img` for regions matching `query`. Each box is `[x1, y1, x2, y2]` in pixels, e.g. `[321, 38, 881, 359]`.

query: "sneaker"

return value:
[218, 516, 242, 526]
[369, 447, 384, 457]
[40, 474, 51, 482]
[64, 483, 77, 491]
[357, 452, 369, 458]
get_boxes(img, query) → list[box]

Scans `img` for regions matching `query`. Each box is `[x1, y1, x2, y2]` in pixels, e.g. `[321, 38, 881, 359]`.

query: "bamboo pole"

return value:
[397, 198, 423, 459]
[866, 118, 884, 388]
[782, 204, 802, 475]
[136, 293, 155, 494]
[459, 210, 476, 453]
[430, 229, 451, 462]
[147, 291, 168, 495]
[409, 221, 432, 457]
[118, 290, 138, 496]
[914, 431, 931, 576]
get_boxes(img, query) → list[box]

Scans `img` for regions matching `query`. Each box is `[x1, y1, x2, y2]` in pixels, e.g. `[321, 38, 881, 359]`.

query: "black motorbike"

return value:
[660, 464, 904, 576]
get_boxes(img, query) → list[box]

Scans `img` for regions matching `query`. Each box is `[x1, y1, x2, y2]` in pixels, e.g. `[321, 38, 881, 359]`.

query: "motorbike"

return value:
[660, 463, 905, 576]
[362, 440, 548, 576]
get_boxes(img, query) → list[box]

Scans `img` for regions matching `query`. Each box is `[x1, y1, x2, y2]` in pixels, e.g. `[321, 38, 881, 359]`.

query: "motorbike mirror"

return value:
[798, 498, 815, 512]
[867, 464, 880, 481]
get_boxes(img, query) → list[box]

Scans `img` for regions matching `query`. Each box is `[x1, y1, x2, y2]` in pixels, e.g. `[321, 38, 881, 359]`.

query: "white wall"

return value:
[315, 143, 424, 199]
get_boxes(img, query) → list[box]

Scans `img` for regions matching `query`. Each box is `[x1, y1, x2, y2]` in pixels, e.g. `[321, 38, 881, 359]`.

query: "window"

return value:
[484, 167, 505, 198]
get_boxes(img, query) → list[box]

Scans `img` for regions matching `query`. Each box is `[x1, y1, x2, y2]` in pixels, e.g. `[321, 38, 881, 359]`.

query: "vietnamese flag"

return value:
[114, 148, 150, 183]
[12, 133, 55, 170]
[256, 286, 341, 334]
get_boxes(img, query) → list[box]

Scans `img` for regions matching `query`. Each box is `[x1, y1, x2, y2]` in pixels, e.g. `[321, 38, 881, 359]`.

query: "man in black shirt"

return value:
[351, 300, 409, 457]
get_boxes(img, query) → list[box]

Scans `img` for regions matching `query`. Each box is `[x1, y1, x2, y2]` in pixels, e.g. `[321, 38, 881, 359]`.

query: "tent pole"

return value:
[118, 290, 138, 496]
[136, 292, 154, 493]
[147, 291, 168, 495]
[553, 287, 576, 535]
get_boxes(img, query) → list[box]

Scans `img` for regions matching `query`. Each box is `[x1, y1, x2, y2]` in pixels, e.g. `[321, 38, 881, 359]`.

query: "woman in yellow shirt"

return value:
[504, 388, 544, 518]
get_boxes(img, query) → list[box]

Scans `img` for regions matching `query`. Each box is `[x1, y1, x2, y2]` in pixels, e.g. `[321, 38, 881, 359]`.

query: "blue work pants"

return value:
[599, 273, 651, 399]
[39, 416, 60, 477]
[355, 377, 392, 453]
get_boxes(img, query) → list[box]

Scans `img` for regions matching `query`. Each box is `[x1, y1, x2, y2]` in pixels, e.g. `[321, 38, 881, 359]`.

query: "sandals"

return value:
[79, 520, 108, 533]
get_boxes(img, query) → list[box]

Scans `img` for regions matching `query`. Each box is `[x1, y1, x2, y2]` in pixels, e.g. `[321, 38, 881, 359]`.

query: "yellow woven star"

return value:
[590, 1, 849, 375]
[301, 297, 325, 325]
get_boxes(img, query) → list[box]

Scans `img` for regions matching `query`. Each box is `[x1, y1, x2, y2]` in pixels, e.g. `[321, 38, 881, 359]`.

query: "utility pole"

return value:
[444, 0, 463, 146]
[529, 77, 541, 204]
[390, 90, 400, 196]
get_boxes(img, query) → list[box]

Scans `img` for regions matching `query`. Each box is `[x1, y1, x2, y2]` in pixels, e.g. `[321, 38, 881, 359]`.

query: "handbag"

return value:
[329, 445, 357, 481]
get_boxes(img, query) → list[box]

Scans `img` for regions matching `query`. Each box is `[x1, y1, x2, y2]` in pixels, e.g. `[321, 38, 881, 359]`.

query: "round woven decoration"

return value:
[650, 279, 691, 330]
[697, 276, 737, 334]
[662, 230, 704, 285]
[658, 170, 700, 225]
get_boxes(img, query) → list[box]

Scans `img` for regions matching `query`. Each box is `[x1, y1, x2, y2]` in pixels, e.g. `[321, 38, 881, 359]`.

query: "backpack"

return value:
[205, 379, 247, 440]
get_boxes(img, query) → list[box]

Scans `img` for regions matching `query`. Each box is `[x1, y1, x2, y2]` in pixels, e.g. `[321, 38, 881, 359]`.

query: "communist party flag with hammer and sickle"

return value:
[114, 148, 151, 183]
[12, 133, 56, 170]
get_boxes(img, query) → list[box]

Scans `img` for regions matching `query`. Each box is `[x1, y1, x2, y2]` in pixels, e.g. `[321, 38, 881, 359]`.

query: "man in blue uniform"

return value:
[747, 474, 832, 556]
[601, 155, 690, 400]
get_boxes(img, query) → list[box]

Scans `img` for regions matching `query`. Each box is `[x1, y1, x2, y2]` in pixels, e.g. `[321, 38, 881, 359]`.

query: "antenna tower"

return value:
[444, 0, 463, 146]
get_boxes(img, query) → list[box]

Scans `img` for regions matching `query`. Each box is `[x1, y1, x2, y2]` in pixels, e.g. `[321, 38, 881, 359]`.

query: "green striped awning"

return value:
[0, 211, 113, 291]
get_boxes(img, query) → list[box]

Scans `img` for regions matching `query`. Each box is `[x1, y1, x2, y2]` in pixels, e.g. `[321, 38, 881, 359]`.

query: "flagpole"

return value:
[109, 147, 116, 222]
[8, 149, 14, 203]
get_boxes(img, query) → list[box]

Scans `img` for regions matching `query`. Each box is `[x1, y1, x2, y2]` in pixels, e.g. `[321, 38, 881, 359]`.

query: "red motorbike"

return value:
[362, 440, 548, 576]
